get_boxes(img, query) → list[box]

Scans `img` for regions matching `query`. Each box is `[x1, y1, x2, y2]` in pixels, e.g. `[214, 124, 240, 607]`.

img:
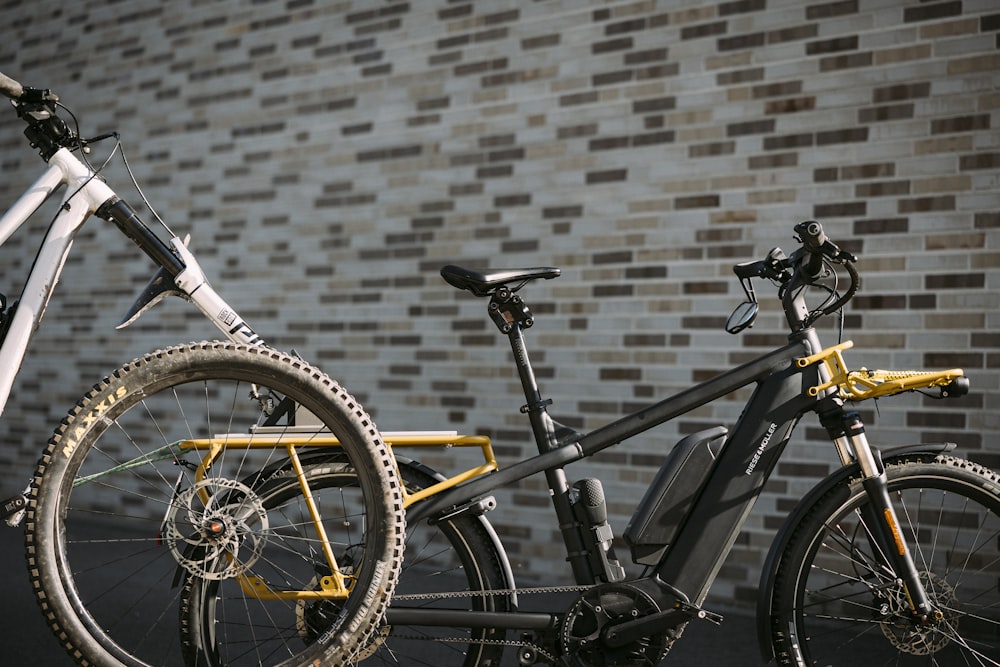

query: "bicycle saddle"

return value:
[440, 265, 560, 297]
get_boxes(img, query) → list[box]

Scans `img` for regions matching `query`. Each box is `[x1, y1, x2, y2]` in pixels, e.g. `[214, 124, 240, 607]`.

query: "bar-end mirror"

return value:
[725, 301, 758, 334]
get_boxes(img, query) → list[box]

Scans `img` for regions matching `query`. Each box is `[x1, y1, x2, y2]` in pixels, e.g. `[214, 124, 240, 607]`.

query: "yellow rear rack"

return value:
[797, 341, 965, 400]
[172, 430, 497, 601]
[178, 430, 497, 508]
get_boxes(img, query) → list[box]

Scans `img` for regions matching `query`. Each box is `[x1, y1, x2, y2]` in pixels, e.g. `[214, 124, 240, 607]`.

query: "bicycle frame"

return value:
[394, 270, 957, 639]
[407, 327, 824, 603]
[0, 146, 263, 416]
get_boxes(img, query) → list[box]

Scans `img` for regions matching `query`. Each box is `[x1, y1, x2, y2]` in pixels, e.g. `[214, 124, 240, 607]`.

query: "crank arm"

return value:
[602, 602, 723, 649]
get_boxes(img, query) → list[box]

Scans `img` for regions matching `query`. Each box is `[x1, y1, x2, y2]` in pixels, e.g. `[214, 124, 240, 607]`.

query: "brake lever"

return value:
[16, 86, 58, 104]
[762, 247, 793, 281]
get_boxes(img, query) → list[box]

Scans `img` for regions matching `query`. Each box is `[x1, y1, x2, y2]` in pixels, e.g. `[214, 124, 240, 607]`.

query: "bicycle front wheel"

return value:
[26, 341, 405, 667]
[770, 454, 1000, 666]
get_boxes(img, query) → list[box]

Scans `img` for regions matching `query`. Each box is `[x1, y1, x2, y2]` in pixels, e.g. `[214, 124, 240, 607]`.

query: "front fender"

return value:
[754, 441, 956, 663]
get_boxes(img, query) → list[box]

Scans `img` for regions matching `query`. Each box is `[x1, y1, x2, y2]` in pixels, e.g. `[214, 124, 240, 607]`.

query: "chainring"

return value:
[561, 582, 669, 666]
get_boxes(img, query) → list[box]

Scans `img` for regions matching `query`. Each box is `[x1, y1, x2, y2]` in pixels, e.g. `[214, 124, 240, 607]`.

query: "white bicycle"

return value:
[0, 72, 404, 666]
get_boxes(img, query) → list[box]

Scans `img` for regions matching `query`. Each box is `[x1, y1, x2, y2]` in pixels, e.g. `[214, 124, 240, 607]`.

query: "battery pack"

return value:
[624, 426, 728, 565]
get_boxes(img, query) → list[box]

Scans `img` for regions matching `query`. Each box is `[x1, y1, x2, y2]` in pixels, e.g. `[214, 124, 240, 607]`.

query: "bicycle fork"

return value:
[821, 400, 942, 624]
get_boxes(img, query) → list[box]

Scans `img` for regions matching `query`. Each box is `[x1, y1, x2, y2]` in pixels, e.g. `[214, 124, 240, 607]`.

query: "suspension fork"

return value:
[819, 399, 942, 623]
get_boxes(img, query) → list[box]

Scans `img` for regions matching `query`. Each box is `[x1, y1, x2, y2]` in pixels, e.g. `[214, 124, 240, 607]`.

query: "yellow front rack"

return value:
[797, 341, 965, 400]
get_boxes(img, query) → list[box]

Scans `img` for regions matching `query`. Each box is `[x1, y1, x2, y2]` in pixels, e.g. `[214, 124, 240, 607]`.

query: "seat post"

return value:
[494, 295, 600, 584]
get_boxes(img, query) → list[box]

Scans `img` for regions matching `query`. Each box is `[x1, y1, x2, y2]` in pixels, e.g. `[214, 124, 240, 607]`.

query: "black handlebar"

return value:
[732, 220, 860, 333]
[0, 71, 75, 160]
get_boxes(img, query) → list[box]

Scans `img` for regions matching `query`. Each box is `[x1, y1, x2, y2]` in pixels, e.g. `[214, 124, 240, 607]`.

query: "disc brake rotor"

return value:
[163, 477, 269, 580]
[879, 571, 958, 655]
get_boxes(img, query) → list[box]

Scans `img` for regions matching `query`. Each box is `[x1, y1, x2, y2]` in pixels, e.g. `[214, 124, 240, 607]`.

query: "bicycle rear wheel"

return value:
[770, 455, 1000, 666]
[181, 452, 512, 667]
[26, 341, 405, 667]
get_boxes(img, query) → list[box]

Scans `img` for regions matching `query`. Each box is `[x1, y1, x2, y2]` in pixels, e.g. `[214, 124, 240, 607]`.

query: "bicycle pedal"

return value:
[676, 601, 724, 626]
[1, 493, 27, 526]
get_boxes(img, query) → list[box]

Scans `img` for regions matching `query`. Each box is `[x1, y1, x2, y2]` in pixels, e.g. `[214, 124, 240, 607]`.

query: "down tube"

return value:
[651, 356, 820, 605]
[0, 168, 83, 415]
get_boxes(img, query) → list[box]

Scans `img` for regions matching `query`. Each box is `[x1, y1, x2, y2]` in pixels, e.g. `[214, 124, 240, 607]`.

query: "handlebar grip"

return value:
[794, 220, 828, 279]
[0, 72, 23, 99]
[794, 220, 827, 250]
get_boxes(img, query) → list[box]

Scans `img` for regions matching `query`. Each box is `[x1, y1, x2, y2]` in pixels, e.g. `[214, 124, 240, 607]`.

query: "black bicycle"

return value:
[180, 221, 999, 666]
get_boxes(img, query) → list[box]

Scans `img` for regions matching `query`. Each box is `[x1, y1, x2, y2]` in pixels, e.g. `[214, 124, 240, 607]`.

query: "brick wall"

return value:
[1, 0, 997, 605]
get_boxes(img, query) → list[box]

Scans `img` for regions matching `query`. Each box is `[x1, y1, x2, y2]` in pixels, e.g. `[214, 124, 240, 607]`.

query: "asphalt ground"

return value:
[0, 522, 766, 665]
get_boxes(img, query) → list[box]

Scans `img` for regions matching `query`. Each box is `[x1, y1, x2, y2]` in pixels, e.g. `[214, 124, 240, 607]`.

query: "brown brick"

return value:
[854, 294, 906, 310]
[925, 273, 985, 290]
[682, 21, 727, 40]
[675, 194, 720, 209]
[853, 218, 908, 234]
[753, 81, 803, 98]
[624, 266, 667, 280]
[898, 196, 956, 213]
[842, 163, 895, 179]
[873, 82, 931, 103]
[807, 35, 859, 55]
[560, 91, 600, 106]
[749, 152, 798, 169]
[816, 127, 869, 145]
[855, 180, 910, 197]
[814, 201, 866, 218]
[819, 52, 873, 71]
[727, 119, 776, 136]
[593, 70, 633, 86]
[683, 280, 728, 294]
[906, 411, 965, 429]
[589, 136, 630, 151]
[927, 232, 985, 250]
[586, 169, 628, 184]
[633, 96, 677, 113]
[764, 133, 814, 150]
[904, 1, 962, 23]
[542, 205, 584, 219]
[768, 24, 819, 44]
[765, 97, 817, 114]
[594, 250, 633, 264]
[522, 34, 560, 49]
[720, 0, 766, 16]
[719, 32, 766, 51]
[501, 239, 538, 253]
[974, 212, 1000, 227]
[858, 103, 914, 123]
[806, 0, 858, 20]
[494, 193, 531, 207]
[593, 284, 634, 297]
[558, 123, 599, 139]
[625, 48, 669, 65]
[690, 141, 736, 157]
[931, 114, 991, 134]
[682, 315, 728, 329]
[622, 333, 667, 348]
[960, 153, 1000, 170]
[592, 37, 633, 53]
[600, 367, 642, 381]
